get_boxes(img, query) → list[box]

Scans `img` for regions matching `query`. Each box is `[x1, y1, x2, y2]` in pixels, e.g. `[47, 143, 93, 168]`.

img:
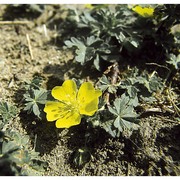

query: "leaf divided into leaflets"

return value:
[0, 102, 18, 125]
[24, 88, 48, 118]
[108, 93, 139, 134]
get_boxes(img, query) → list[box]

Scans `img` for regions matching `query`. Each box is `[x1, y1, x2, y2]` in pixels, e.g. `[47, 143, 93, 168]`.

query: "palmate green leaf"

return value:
[24, 88, 47, 104]
[2, 141, 19, 154]
[166, 53, 180, 69]
[0, 102, 18, 123]
[98, 75, 119, 93]
[33, 89, 48, 104]
[2, 130, 29, 152]
[139, 72, 164, 93]
[9, 150, 31, 165]
[64, 36, 94, 65]
[127, 86, 139, 98]
[24, 76, 43, 91]
[101, 119, 120, 138]
[120, 69, 164, 103]
[116, 31, 140, 52]
[108, 106, 118, 116]
[24, 88, 48, 118]
[98, 108, 128, 138]
[128, 95, 139, 107]
[65, 36, 112, 70]
[109, 94, 139, 133]
[114, 116, 134, 132]
[79, 11, 96, 27]
[89, 109, 121, 138]
[0, 128, 46, 176]
[148, 75, 164, 93]
[23, 102, 33, 113]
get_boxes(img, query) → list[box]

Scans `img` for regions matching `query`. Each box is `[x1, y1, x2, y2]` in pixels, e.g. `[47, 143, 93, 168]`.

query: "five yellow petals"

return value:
[44, 80, 102, 128]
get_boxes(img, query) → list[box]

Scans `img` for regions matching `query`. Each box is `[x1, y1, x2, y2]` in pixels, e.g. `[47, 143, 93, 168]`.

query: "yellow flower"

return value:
[84, 4, 94, 9]
[44, 80, 102, 128]
[132, 5, 154, 17]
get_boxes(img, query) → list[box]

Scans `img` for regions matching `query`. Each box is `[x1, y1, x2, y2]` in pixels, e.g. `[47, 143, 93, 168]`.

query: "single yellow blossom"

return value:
[132, 5, 154, 18]
[44, 80, 102, 128]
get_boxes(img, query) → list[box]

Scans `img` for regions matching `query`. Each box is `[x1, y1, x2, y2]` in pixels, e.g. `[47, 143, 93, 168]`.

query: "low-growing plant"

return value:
[0, 98, 47, 175]
[18, 4, 180, 170]
[64, 4, 180, 72]
[92, 93, 139, 138]
[0, 130, 47, 175]
[0, 102, 18, 130]
[23, 76, 49, 119]
[23, 88, 48, 119]
[166, 53, 180, 70]
[57, 4, 180, 168]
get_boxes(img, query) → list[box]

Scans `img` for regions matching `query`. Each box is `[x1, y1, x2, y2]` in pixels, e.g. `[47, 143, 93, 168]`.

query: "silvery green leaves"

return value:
[65, 36, 111, 70]
[0, 130, 47, 176]
[116, 31, 140, 52]
[108, 94, 139, 134]
[23, 76, 48, 119]
[166, 53, 180, 69]
[24, 88, 48, 119]
[65, 37, 95, 65]
[1, 130, 29, 155]
[0, 102, 18, 129]
[98, 75, 119, 93]
[120, 70, 164, 103]
[0, 102, 18, 122]
[78, 10, 97, 28]
[78, 5, 136, 37]
[97, 93, 139, 138]
[64, 5, 142, 71]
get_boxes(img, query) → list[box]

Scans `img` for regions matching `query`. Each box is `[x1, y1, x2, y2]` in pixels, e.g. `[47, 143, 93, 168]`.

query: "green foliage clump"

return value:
[102, 93, 139, 138]
[0, 130, 47, 175]
[62, 4, 180, 140]
[166, 54, 180, 70]
[98, 74, 120, 93]
[65, 36, 110, 70]
[13, 4, 179, 170]
[64, 5, 137, 71]
[119, 69, 164, 102]
[23, 76, 49, 119]
[0, 102, 18, 130]
[64, 4, 180, 71]
[0, 98, 47, 175]
[90, 67, 164, 138]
